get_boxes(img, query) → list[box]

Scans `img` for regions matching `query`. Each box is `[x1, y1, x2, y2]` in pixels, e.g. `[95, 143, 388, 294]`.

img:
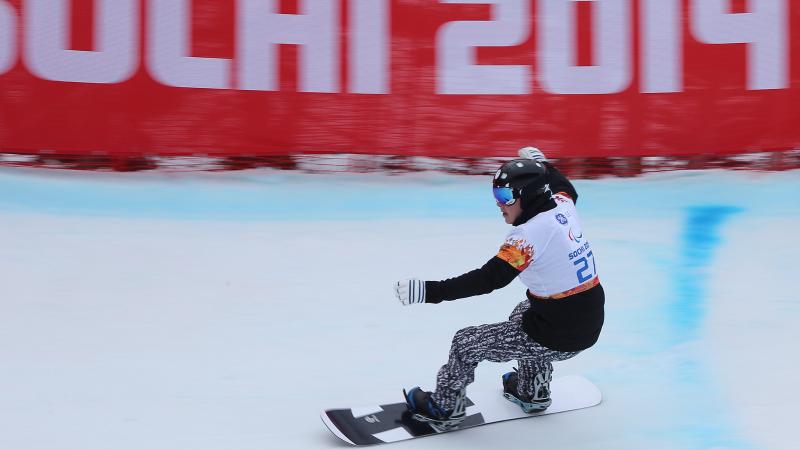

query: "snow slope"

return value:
[0, 167, 797, 450]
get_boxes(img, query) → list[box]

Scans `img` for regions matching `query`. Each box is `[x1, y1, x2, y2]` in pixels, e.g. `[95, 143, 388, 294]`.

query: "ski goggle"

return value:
[493, 187, 517, 206]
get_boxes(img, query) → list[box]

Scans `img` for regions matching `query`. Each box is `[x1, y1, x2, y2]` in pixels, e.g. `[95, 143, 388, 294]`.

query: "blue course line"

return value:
[670, 205, 750, 449]
[673, 205, 742, 342]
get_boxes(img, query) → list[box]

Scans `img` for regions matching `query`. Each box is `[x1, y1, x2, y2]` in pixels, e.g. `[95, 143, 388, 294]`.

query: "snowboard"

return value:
[321, 375, 601, 446]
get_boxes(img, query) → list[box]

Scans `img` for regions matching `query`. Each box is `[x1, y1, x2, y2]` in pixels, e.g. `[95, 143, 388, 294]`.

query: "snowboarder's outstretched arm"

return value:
[395, 256, 518, 305]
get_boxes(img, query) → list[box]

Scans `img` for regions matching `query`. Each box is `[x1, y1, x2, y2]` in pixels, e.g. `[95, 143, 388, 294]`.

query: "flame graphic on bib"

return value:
[497, 238, 534, 271]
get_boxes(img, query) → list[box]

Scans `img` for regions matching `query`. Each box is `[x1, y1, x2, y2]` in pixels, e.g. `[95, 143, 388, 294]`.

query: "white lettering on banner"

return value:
[538, 0, 631, 94]
[0, 1, 15, 75]
[641, 0, 681, 93]
[350, 0, 389, 94]
[691, 0, 788, 90]
[2, 0, 793, 95]
[237, 0, 339, 92]
[147, 0, 232, 89]
[24, 0, 138, 83]
[437, 0, 531, 94]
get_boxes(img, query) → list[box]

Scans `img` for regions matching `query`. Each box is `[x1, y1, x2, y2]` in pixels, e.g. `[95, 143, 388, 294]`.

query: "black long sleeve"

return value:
[424, 256, 519, 304]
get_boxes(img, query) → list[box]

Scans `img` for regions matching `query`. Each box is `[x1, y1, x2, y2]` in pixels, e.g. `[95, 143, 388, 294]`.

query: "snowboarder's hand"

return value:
[395, 279, 426, 305]
[518, 146, 547, 162]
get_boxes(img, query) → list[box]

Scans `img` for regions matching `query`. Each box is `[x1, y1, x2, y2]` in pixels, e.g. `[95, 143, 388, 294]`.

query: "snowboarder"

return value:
[395, 147, 605, 431]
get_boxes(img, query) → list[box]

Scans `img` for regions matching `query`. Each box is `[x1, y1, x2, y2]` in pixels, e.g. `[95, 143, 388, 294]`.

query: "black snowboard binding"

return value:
[501, 367, 552, 413]
[403, 387, 466, 433]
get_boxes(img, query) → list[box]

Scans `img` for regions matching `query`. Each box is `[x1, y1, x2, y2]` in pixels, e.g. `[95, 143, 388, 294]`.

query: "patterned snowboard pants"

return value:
[431, 299, 579, 411]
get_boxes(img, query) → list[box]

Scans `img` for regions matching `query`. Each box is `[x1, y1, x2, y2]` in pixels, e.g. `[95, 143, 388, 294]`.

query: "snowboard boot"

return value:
[501, 367, 552, 413]
[403, 387, 466, 432]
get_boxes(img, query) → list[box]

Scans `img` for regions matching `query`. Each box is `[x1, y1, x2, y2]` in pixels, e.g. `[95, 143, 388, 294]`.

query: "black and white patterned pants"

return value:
[431, 299, 579, 411]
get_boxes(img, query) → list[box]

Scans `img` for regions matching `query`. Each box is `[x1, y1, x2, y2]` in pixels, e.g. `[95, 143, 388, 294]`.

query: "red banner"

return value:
[1, 0, 799, 159]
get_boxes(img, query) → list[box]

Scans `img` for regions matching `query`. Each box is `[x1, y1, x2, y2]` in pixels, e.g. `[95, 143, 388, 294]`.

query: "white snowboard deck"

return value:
[322, 375, 602, 445]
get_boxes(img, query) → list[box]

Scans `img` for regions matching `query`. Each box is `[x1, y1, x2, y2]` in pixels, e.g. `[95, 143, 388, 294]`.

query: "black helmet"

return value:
[492, 159, 550, 205]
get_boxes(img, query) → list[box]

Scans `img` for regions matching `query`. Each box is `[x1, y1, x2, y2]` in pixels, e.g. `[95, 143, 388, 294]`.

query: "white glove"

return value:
[395, 279, 426, 305]
[518, 146, 547, 162]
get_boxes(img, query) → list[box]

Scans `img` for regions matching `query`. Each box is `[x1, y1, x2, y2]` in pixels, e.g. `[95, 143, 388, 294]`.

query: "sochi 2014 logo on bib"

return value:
[556, 213, 568, 225]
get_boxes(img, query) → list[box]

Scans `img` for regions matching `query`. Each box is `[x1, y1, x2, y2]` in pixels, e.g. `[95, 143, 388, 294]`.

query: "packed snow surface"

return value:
[1, 167, 797, 450]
